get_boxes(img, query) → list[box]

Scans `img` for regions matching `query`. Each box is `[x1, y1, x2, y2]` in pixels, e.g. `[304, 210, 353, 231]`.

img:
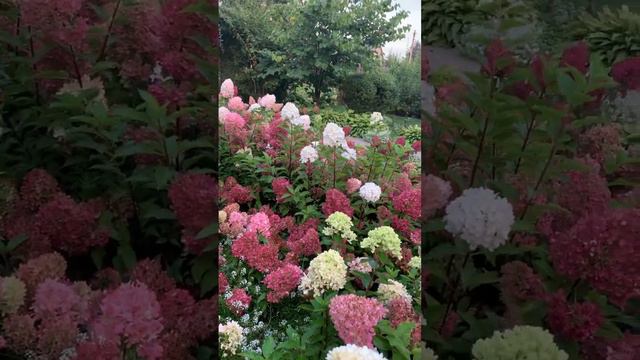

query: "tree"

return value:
[274, 0, 408, 104]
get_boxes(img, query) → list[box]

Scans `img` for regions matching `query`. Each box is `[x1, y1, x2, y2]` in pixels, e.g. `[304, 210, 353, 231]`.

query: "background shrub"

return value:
[389, 57, 421, 117]
[571, 5, 640, 65]
[312, 109, 388, 138]
[341, 69, 399, 113]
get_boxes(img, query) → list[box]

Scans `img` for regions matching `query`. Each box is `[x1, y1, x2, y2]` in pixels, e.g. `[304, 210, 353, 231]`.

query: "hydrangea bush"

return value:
[0, 0, 219, 358]
[218, 79, 423, 359]
[423, 40, 640, 358]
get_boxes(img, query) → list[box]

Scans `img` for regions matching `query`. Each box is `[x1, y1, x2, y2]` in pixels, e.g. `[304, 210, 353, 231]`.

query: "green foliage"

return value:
[388, 57, 421, 117]
[422, 0, 535, 49]
[221, 0, 408, 102]
[285, 83, 337, 109]
[571, 5, 640, 65]
[312, 108, 388, 139]
[341, 69, 399, 113]
[422, 0, 477, 47]
[398, 125, 421, 143]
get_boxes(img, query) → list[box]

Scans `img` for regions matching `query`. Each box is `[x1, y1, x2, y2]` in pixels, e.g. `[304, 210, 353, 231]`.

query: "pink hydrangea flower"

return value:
[263, 264, 304, 303]
[246, 212, 271, 238]
[231, 231, 281, 273]
[32, 194, 109, 256]
[546, 290, 603, 342]
[221, 177, 253, 204]
[329, 294, 387, 348]
[612, 57, 640, 92]
[19, 169, 61, 211]
[272, 177, 291, 203]
[322, 188, 354, 217]
[220, 79, 234, 98]
[90, 283, 164, 359]
[392, 188, 421, 220]
[561, 41, 590, 74]
[346, 178, 362, 194]
[259, 94, 276, 109]
[387, 297, 421, 344]
[549, 208, 640, 308]
[287, 219, 321, 256]
[226, 288, 251, 316]
[168, 173, 216, 231]
[227, 96, 246, 112]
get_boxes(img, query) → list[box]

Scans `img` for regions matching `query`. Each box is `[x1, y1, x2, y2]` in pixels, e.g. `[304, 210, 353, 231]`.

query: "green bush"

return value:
[312, 109, 388, 138]
[285, 83, 337, 108]
[571, 5, 640, 65]
[341, 70, 398, 113]
[398, 124, 421, 143]
[389, 59, 421, 118]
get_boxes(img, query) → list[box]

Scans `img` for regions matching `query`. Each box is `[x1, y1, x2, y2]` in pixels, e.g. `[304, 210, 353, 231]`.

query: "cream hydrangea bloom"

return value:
[0, 276, 26, 315]
[472, 325, 568, 360]
[219, 320, 244, 356]
[361, 226, 402, 259]
[377, 279, 412, 304]
[444, 187, 514, 251]
[322, 211, 357, 243]
[292, 115, 311, 130]
[326, 344, 388, 360]
[408, 256, 421, 269]
[298, 249, 347, 297]
[300, 145, 319, 163]
[323, 122, 346, 147]
[281, 102, 300, 121]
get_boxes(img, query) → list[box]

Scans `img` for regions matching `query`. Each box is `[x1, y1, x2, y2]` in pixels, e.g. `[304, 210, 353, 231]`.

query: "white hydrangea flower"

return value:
[291, 114, 311, 130]
[377, 279, 412, 304]
[248, 103, 261, 112]
[370, 112, 384, 124]
[444, 187, 514, 251]
[341, 147, 357, 160]
[219, 321, 244, 356]
[408, 256, 421, 269]
[359, 182, 382, 203]
[322, 122, 346, 147]
[281, 102, 300, 121]
[326, 344, 388, 360]
[300, 145, 319, 163]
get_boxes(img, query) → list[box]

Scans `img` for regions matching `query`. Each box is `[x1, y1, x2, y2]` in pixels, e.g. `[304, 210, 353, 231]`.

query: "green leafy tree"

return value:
[282, 0, 408, 105]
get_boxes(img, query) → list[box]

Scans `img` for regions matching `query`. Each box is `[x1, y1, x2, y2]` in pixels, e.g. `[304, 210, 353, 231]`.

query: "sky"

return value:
[382, 0, 421, 58]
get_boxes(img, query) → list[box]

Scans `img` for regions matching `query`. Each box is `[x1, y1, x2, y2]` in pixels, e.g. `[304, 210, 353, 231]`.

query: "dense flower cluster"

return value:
[472, 326, 568, 360]
[263, 264, 304, 303]
[322, 211, 358, 243]
[220, 321, 245, 356]
[298, 250, 347, 297]
[361, 226, 403, 259]
[326, 344, 388, 360]
[444, 188, 514, 251]
[545, 290, 603, 342]
[329, 294, 387, 348]
[549, 208, 640, 307]
[322, 188, 354, 217]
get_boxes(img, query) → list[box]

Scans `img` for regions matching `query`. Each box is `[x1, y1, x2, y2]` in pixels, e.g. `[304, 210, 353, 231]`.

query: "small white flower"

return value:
[291, 115, 311, 130]
[281, 102, 300, 120]
[248, 103, 262, 112]
[444, 187, 515, 251]
[341, 147, 357, 160]
[322, 122, 346, 147]
[359, 182, 382, 203]
[326, 344, 388, 360]
[300, 145, 319, 163]
[370, 112, 384, 124]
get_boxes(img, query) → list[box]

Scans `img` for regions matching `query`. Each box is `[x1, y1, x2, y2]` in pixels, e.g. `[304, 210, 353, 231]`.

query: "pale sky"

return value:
[383, 0, 421, 58]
